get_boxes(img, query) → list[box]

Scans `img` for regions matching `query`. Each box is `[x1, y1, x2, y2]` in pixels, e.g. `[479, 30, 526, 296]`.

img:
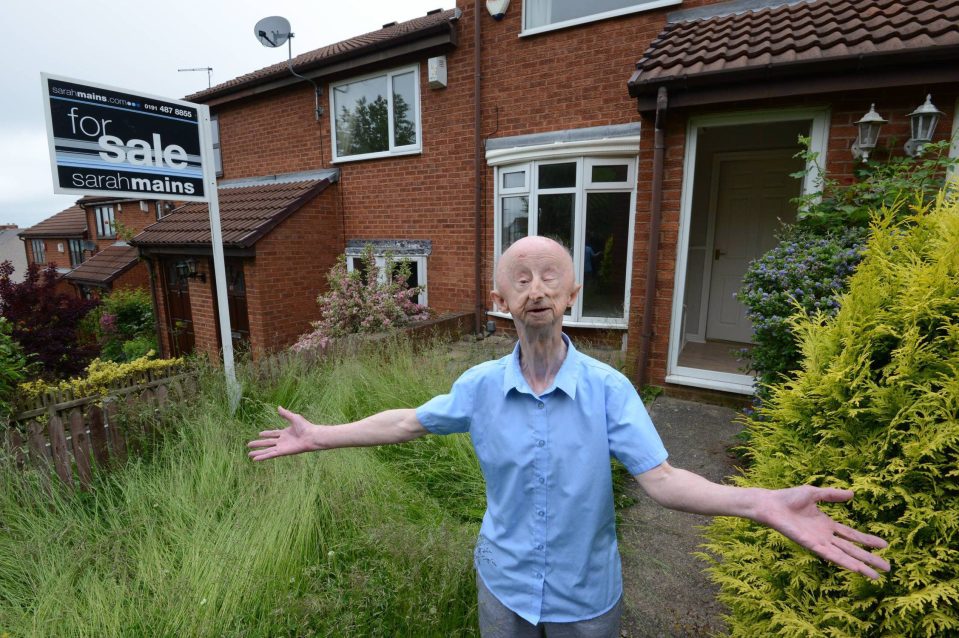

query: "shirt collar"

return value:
[503, 333, 580, 400]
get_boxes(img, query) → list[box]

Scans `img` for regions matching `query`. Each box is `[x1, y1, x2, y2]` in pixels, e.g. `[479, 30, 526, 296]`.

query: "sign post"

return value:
[41, 73, 240, 411]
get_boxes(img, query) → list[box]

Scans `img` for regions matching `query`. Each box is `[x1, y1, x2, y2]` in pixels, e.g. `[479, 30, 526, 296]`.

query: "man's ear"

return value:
[490, 289, 505, 312]
[567, 283, 582, 307]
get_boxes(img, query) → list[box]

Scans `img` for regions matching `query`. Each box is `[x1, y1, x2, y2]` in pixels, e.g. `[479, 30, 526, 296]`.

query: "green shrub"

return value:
[704, 194, 959, 637]
[738, 225, 868, 388]
[93, 288, 156, 362]
[0, 317, 32, 420]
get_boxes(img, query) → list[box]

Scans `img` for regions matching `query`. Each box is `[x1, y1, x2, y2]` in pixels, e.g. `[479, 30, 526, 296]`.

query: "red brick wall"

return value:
[84, 200, 160, 253]
[24, 237, 71, 270]
[245, 188, 343, 356]
[187, 259, 220, 361]
[112, 262, 150, 292]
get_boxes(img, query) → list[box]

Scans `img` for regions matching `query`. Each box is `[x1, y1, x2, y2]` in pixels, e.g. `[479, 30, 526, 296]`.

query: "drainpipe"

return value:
[637, 86, 668, 389]
[473, 0, 484, 335]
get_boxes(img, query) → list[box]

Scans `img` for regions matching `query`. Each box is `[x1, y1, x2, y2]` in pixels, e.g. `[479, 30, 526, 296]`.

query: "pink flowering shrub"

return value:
[292, 245, 430, 353]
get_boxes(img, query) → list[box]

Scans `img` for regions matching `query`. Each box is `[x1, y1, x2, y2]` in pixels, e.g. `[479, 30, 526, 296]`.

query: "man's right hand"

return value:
[247, 406, 319, 461]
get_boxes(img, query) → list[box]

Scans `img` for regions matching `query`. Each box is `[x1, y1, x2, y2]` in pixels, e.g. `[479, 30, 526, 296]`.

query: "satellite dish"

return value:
[254, 16, 292, 48]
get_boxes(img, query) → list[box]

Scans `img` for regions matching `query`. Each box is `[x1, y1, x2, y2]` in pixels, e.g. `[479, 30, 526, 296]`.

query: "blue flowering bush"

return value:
[738, 225, 868, 389]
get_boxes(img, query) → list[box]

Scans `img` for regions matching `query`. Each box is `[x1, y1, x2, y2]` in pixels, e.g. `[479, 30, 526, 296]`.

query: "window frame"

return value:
[94, 206, 116, 239]
[346, 254, 428, 307]
[31, 239, 46, 265]
[492, 156, 637, 327]
[329, 64, 422, 163]
[520, 0, 681, 37]
[211, 115, 223, 177]
[68, 239, 85, 267]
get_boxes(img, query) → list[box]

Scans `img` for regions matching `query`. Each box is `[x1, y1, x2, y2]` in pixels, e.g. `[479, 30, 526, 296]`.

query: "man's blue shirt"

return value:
[416, 336, 668, 624]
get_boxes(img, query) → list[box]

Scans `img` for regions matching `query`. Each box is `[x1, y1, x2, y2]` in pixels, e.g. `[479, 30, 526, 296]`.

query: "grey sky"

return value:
[1, 0, 455, 230]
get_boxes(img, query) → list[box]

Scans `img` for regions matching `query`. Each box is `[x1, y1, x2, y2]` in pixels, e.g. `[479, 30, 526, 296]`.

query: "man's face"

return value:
[491, 237, 581, 333]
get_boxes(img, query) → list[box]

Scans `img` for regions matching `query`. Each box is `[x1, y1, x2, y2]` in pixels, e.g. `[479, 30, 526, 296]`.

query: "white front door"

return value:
[705, 153, 803, 343]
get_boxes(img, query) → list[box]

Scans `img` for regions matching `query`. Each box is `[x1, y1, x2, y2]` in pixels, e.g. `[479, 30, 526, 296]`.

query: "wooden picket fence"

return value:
[3, 369, 197, 490]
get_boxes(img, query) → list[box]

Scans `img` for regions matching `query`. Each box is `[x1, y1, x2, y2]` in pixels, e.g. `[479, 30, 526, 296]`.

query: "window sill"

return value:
[332, 148, 422, 164]
[519, 0, 682, 38]
[487, 310, 627, 330]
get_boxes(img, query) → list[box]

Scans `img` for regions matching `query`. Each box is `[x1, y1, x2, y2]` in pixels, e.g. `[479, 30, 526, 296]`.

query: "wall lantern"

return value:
[851, 103, 887, 163]
[904, 94, 944, 157]
[176, 258, 206, 282]
[486, 0, 510, 20]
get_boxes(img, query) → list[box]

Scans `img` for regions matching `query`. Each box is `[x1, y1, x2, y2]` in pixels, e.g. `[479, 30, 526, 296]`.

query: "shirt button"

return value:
[537, 510, 545, 517]
[538, 477, 545, 484]
[535, 572, 543, 579]
[536, 439, 545, 447]
[536, 544, 544, 550]
[537, 402, 544, 409]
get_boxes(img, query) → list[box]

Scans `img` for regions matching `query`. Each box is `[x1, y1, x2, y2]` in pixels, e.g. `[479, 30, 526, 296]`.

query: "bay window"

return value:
[495, 157, 636, 325]
[330, 65, 421, 162]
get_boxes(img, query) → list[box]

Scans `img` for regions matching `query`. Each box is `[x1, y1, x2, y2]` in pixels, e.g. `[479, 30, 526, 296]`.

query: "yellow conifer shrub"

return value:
[704, 193, 959, 637]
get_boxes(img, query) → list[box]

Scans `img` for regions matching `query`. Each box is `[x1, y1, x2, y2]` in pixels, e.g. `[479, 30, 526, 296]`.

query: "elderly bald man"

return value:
[248, 236, 889, 638]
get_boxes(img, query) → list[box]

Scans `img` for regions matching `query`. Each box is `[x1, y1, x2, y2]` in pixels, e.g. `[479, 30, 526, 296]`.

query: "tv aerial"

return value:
[254, 16, 322, 120]
[178, 66, 213, 89]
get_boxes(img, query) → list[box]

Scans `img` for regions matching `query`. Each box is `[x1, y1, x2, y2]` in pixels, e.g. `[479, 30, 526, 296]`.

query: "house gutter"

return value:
[472, 0, 483, 334]
[636, 86, 667, 389]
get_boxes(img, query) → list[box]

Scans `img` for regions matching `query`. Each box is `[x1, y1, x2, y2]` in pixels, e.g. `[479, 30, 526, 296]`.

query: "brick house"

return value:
[138, 0, 958, 395]
[17, 196, 161, 298]
[64, 196, 161, 298]
[130, 171, 340, 358]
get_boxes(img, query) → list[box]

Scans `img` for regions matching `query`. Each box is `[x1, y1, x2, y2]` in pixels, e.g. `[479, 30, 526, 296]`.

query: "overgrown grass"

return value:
[0, 337, 482, 637]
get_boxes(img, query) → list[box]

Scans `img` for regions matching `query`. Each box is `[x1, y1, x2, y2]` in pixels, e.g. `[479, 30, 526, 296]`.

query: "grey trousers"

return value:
[477, 574, 623, 638]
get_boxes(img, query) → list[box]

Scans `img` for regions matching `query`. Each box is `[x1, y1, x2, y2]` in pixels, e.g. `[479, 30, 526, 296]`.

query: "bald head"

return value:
[495, 236, 575, 292]
[492, 236, 580, 331]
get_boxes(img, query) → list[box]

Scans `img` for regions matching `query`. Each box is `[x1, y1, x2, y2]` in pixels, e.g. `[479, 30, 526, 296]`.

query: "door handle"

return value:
[714, 249, 726, 260]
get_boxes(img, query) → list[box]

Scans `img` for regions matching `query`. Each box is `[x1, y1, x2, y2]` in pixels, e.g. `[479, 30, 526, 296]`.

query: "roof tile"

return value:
[631, 0, 959, 89]
[64, 243, 139, 285]
[130, 173, 336, 249]
[18, 205, 87, 238]
[187, 9, 458, 102]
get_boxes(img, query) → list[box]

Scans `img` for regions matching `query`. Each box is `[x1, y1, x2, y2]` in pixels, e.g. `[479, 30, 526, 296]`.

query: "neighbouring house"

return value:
[148, 0, 958, 396]
[0, 224, 28, 283]
[19, 196, 164, 299]
[63, 196, 163, 298]
[17, 204, 90, 296]
[130, 171, 341, 358]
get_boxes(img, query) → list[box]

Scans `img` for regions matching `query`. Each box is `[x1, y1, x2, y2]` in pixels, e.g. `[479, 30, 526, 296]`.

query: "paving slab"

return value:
[619, 397, 744, 638]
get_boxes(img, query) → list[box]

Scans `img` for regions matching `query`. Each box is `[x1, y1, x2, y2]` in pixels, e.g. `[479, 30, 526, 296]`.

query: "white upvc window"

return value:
[494, 156, 636, 326]
[330, 65, 421, 163]
[31, 239, 46, 264]
[522, 0, 681, 36]
[211, 115, 223, 176]
[345, 240, 430, 307]
[94, 206, 116, 239]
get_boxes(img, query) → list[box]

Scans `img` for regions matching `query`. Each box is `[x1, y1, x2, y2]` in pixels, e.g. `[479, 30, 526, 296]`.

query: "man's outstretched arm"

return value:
[635, 461, 890, 580]
[247, 406, 427, 461]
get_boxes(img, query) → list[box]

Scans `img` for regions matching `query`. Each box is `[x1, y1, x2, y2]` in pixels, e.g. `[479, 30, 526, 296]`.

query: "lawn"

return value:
[1, 337, 495, 637]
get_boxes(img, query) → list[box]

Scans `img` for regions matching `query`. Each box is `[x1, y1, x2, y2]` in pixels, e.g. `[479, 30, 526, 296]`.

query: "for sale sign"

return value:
[41, 73, 208, 201]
